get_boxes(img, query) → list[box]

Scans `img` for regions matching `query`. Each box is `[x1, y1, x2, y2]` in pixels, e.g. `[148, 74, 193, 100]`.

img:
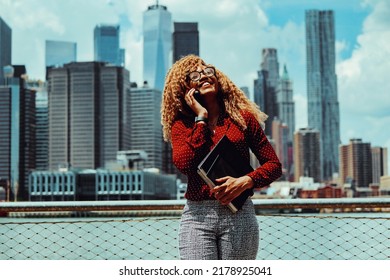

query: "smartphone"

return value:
[194, 90, 201, 102]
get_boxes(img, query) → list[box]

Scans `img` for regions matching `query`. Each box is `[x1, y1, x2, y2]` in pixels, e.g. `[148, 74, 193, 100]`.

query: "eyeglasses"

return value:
[188, 67, 215, 82]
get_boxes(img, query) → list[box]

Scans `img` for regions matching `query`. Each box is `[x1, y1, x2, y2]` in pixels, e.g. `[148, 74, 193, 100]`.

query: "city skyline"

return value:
[1, 0, 389, 171]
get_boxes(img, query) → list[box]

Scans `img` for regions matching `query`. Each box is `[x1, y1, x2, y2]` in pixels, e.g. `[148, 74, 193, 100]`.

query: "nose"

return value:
[198, 70, 208, 80]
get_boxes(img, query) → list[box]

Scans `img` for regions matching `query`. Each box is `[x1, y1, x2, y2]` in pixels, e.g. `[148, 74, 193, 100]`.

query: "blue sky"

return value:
[263, 0, 370, 59]
[1, 0, 389, 171]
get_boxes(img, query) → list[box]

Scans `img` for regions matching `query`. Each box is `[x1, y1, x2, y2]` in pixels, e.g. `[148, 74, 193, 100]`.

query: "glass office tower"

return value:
[143, 4, 172, 91]
[306, 10, 340, 181]
[45, 40, 77, 67]
[0, 66, 36, 201]
[0, 17, 12, 84]
[94, 24, 124, 66]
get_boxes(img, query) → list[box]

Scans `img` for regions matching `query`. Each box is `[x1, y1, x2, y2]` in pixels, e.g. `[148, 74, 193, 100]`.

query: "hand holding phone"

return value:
[184, 88, 207, 117]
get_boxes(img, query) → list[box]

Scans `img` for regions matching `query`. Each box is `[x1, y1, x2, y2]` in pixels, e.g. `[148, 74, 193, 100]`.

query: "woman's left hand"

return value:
[211, 176, 254, 205]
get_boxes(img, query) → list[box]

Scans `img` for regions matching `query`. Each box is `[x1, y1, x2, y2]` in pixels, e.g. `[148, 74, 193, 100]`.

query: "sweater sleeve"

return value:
[171, 119, 212, 175]
[243, 112, 282, 188]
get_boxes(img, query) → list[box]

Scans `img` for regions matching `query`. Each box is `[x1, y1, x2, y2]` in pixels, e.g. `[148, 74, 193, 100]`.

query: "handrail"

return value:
[1, 197, 390, 212]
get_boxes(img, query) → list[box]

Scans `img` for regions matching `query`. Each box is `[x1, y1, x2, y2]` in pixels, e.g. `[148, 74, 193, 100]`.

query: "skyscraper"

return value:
[339, 139, 372, 189]
[0, 17, 12, 84]
[27, 81, 48, 171]
[173, 22, 199, 63]
[306, 10, 340, 181]
[272, 118, 289, 177]
[94, 24, 125, 66]
[253, 70, 266, 112]
[371, 147, 387, 184]
[129, 85, 163, 171]
[0, 65, 36, 201]
[277, 64, 295, 180]
[47, 62, 130, 170]
[45, 40, 77, 67]
[253, 48, 279, 136]
[294, 128, 321, 182]
[277, 65, 295, 142]
[143, 3, 172, 90]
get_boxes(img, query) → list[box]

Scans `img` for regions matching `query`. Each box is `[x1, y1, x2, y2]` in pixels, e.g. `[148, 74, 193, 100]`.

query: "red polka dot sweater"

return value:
[171, 110, 282, 201]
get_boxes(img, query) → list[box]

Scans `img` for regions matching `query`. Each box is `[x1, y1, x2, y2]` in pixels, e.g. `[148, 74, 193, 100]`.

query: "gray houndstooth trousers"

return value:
[179, 199, 259, 260]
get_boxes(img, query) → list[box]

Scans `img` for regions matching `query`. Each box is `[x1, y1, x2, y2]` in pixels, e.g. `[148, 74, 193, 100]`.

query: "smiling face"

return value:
[188, 64, 219, 98]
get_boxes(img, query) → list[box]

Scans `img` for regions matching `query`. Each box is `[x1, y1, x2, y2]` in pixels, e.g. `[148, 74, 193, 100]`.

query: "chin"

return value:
[201, 86, 217, 95]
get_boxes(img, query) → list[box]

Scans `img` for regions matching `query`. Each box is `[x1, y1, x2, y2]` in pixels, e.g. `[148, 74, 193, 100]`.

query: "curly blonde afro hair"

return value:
[161, 54, 267, 142]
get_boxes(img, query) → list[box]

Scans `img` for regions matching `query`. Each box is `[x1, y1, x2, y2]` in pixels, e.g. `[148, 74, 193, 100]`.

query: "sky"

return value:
[1, 0, 390, 169]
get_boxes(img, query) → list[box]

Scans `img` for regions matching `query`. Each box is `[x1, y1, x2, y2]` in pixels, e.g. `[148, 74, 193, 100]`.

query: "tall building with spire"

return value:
[277, 65, 295, 142]
[0, 17, 12, 84]
[305, 10, 340, 181]
[276, 65, 295, 180]
[143, 2, 172, 90]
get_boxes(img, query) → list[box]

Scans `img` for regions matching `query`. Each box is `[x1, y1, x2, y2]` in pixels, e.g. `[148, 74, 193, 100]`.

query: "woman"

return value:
[161, 55, 281, 260]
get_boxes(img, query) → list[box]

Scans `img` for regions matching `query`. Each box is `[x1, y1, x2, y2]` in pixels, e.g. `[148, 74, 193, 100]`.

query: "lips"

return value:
[200, 80, 212, 88]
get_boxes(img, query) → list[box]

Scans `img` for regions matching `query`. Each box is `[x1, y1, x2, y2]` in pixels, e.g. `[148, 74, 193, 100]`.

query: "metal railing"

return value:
[1, 198, 389, 260]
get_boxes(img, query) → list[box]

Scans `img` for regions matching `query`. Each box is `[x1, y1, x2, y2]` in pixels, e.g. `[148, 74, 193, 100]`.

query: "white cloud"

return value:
[337, 0, 390, 148]
[0, 0, 64, 33]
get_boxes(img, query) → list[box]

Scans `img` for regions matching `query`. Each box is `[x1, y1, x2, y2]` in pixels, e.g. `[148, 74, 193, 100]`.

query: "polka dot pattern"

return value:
[171, 110, 282, 201]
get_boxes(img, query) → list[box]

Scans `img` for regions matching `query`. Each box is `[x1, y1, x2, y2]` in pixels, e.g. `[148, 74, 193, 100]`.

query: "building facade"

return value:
[143, 4, 172, 90]
[47, 62, 131, 171]
[253, 70, 267, 113]
[29, 169, 177, 201]
[276, 64, 295, 179]
[45, 40, 77, 68]
[277, 65, 295, 143]
[94, 24, 124, 67]
[0, 66, 36, 201]
[253, 48, 279, 137]
[27, 81, 48, 171]
[371, 147, 388, 184]
[294, 128, 321, 182]
[29, 170, 76, 201]
[339, 139, 372, 189]
[128, 85, 163, 171]
[0, 17, 12, 84]
[272, 118, 289, 178]
[305, 10, 340, 181]
[172, 22, 199, 63]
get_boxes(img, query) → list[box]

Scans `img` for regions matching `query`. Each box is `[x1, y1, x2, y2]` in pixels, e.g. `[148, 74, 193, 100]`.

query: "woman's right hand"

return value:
[185, 88, 208, 118]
